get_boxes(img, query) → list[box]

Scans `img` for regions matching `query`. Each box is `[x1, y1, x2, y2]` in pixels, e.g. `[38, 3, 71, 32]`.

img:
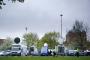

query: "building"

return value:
[0, 39, 5, 45]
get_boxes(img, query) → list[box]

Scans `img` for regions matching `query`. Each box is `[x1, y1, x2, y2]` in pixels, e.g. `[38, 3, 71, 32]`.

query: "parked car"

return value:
[67, 50, 77, 56]
[0, 51, 5, 56]
[84, 50, 90, 56]
[0, 50, 11, 56]
[79, 50, 85, 56]
[4, 50, 11, 56]
[11, 44, 21, 56]
[86, 51, 90, 56]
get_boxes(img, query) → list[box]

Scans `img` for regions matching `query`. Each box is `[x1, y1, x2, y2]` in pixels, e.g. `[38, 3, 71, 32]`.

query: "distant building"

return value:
[0, 39, 5, 45]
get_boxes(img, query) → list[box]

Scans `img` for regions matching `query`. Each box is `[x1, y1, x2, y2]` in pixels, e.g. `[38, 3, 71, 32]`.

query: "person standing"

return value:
[76, 48, 79, 57]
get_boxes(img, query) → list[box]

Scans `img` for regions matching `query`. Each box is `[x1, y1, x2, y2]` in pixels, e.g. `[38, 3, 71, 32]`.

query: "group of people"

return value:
[48, 50, 56, 56]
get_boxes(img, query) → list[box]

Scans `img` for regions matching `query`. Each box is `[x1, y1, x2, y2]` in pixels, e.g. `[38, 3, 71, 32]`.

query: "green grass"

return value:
[0, 56, 90, 60]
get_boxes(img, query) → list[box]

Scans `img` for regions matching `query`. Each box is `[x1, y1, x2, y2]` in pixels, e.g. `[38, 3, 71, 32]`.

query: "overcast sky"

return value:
[0, 0, 90, 39]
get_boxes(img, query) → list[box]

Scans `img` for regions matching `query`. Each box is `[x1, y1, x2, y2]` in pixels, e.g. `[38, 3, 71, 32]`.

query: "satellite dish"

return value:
[14, 37, 20, 44]
[44, 43, 48, 47]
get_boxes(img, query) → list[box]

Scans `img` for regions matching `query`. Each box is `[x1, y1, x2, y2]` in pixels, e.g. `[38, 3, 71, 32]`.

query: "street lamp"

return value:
[60, 14, 63, 39]
[25, 27, 28, 33]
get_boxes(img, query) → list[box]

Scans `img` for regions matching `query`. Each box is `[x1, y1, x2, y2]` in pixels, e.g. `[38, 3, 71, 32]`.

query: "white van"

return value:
[11, 44, 28, 56]
[11, 44, 21, 56]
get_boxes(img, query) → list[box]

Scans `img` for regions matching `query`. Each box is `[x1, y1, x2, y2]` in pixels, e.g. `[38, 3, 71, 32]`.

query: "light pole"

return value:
[25, 27, 28, 33]
[60, 14, 63, 39]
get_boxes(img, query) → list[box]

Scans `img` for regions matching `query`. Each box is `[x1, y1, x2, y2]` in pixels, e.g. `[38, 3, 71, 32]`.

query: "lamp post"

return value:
[60, 14, 63, 39]
[25, 27, 28, 33]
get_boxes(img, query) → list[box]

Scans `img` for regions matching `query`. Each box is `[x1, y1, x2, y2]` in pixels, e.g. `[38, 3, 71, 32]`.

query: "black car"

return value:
[86, 51, 90, 56]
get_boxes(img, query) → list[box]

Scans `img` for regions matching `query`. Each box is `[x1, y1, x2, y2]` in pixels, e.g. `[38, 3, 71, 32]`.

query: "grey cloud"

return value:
[0, 0, 90, 38]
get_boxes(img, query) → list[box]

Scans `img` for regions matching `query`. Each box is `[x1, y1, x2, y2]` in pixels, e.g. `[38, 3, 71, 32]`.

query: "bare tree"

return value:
[0, 0, 24, 9]
[65, 20, 89, 50]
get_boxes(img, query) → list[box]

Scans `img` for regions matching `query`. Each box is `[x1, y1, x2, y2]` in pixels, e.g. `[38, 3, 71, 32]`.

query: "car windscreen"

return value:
[12, 47, 21, 51]
[12, 45, 21, 47]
